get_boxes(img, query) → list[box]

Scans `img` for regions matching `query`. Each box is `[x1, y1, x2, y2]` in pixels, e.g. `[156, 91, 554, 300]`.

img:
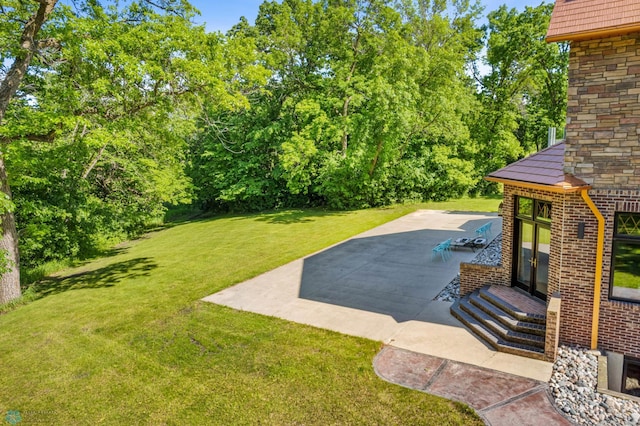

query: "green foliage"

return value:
[1, 0, 566, 269]
[1, 1, 250, 268]
[190, 0, 484, 211]
[472, 3, 568, 189]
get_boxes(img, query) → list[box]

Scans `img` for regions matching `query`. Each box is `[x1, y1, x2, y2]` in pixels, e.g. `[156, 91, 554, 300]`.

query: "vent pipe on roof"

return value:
[547, 127, 566, 148]
[548, 127, 557, 147]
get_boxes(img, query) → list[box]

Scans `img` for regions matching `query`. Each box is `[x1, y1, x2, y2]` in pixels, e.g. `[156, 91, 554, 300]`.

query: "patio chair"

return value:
[432, 238, 452, 261]
[475, 222, 492, 239]
[451, 237, 487, 252]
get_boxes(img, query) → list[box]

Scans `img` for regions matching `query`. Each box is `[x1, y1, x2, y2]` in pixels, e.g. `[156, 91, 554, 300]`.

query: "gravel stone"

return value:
[550, 345, 640, 425]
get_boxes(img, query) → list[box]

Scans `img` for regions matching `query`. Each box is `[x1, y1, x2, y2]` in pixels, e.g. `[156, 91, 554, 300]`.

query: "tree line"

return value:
[0, 0, 567, 303]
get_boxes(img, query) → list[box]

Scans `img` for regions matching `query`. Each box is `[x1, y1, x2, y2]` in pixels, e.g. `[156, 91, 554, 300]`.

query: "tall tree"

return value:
[191, 0, 483, 211]
[1, 0, 252, 297]
[471, 3, 568, 184]
[0, 0, 58, 303]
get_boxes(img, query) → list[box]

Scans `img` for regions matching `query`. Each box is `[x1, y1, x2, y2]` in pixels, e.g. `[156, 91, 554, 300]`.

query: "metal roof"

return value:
[547, 0, 640, 42]
[485, 142, 590, 192]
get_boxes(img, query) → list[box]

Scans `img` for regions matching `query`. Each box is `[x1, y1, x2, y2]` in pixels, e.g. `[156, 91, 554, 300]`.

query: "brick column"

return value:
[545, 294, 562, 362]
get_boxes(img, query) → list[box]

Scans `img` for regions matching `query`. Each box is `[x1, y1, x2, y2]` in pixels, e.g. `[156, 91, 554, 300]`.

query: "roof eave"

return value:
[484, 176, 591, 193]
[546, 23, 640, 43]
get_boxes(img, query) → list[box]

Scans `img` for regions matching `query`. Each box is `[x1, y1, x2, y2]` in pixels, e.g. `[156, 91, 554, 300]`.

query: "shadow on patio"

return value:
[298, 215, 495, 323]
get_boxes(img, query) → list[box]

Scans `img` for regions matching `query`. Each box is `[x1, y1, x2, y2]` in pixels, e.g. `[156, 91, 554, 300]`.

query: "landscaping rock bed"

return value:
[551, 345, 640, 425]
[469, 233, 502, 266]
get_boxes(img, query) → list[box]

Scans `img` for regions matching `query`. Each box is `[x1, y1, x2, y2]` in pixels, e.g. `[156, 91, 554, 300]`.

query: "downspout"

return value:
[581, 189, 605, 350]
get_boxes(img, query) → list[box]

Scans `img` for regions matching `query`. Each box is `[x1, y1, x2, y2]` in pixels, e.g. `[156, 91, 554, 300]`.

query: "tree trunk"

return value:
[368, 137, 384, 178]
[0, 156, 20, 304]
[340, 30, 361, 157]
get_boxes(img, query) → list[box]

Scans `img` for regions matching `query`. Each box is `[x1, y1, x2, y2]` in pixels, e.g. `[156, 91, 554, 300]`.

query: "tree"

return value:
[1, 0, 252, 299]
[471, 3, 568, 186]
[190, 0, 484, 211]
[0, 0, 58, 303]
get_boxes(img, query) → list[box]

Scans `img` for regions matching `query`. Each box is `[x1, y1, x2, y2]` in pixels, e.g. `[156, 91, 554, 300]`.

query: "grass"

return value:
[0, 198, 498, 424]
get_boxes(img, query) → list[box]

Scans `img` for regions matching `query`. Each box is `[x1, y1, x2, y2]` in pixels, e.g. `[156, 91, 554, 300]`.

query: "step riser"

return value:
[451, 303, 546, 361]
[451, 286, 549, 361]
[460, 300, 544, 350]
[469, 297, 545, 337]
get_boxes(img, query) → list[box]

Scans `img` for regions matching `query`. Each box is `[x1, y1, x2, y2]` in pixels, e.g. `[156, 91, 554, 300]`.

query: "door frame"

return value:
[512, 197, 552, 300]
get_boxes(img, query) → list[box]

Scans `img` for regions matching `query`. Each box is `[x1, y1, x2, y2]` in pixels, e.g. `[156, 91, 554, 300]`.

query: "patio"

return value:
[202, 210, 553, 381]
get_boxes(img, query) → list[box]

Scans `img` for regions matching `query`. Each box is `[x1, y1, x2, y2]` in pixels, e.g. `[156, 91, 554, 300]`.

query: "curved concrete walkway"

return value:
[374, 346, 572, 426]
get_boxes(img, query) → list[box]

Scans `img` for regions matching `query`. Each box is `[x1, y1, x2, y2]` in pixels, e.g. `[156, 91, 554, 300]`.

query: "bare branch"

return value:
[82, 143, 108, 179]
[0, 129, 57, 144]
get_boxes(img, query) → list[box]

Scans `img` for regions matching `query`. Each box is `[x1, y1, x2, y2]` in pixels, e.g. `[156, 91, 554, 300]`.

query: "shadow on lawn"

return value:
[32, 257, 158, 298]
[253, 209, 347, 224]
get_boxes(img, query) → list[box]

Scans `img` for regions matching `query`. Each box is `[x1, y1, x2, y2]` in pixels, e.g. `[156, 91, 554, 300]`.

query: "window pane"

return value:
[611, 241, 640, 301]
[517, 222, 534, 285]
[625, 359, 640, 397]
[617, 213, 640, 237]
[518, 198, 533, 218]
[536, 201, 552, 222]
[535, 226, 550, 297]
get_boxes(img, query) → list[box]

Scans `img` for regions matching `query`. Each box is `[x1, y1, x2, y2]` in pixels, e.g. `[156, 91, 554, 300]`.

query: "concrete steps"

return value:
[451, 286, 546, 361]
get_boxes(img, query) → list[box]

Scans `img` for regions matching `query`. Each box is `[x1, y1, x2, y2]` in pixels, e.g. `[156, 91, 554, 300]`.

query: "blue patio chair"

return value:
[475, 222, 492, 239]
[442, 238, 452, 258]
[432, 238, 452, 262]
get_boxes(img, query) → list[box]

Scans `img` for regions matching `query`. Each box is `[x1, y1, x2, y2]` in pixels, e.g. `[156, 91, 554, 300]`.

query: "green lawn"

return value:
[0, 199, 498, 424]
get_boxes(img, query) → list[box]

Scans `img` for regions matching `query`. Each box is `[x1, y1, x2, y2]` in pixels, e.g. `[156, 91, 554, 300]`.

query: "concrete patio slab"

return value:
[202, 210, 553, 382]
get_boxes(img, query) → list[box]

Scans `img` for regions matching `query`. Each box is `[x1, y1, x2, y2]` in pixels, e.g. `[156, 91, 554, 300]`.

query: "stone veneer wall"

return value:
[565, 33, 640, 188]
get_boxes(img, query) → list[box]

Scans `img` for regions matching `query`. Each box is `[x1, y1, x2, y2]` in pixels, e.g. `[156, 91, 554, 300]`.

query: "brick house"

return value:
[453, 0, 640, 392]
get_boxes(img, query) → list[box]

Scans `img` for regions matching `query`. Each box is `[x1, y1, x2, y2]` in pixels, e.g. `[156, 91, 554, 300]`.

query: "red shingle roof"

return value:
[547, 0, 640, 42]
[485, 142, 589, 192]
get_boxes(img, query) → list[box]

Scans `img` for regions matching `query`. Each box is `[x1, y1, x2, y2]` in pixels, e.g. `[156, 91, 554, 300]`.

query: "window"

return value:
[513, 197, 552, 299]
[517, 197, 533, 218]
[516, 197, 551, 222]
[535, 201, 552, 223]
[610, 213, 640, 302]
[623, 356, 640, 397]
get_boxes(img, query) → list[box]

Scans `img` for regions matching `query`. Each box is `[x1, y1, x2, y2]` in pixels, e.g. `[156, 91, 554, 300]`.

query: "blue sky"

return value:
[189, 1, 552, 33]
